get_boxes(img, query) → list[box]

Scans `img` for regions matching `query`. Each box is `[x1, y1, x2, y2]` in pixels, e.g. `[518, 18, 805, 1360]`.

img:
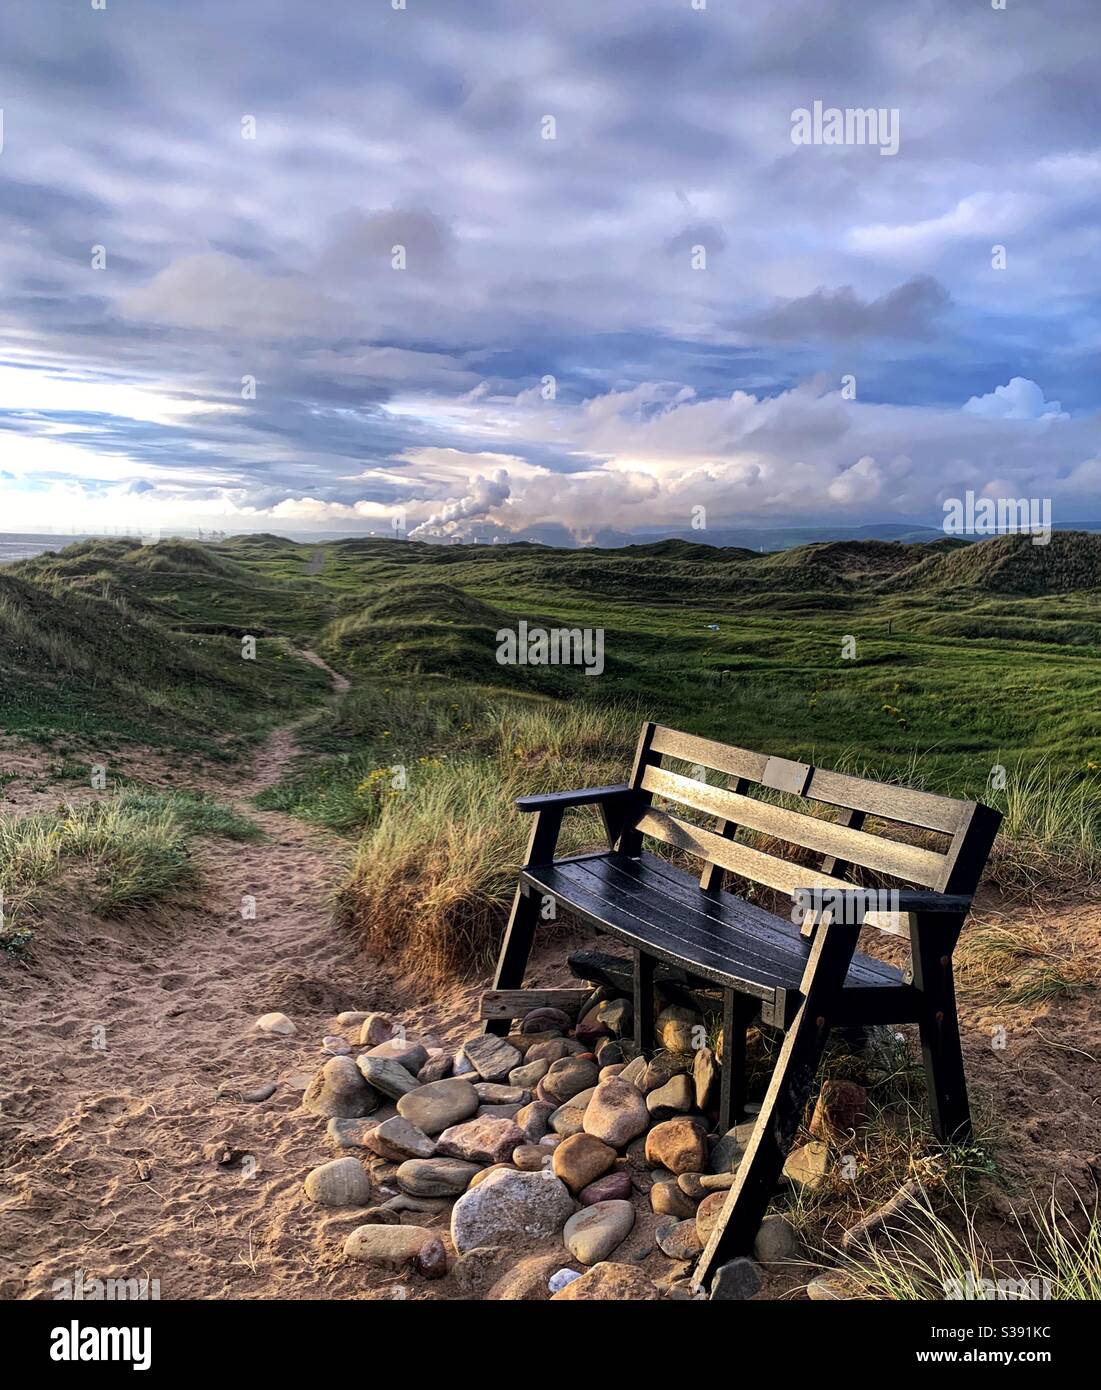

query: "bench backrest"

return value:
[622, 723, 1000, 930]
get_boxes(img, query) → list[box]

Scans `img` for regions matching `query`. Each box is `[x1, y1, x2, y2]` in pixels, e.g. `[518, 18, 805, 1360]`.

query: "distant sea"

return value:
[0, 533, 94, 565]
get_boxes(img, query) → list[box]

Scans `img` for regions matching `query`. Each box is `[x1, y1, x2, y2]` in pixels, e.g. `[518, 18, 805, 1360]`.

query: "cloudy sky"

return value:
[1, 0, 1099, 543]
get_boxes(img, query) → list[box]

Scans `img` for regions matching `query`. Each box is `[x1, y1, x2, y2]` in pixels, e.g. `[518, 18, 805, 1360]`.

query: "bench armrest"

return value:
[894, 891, 972, 915]
[515, 784, 632, 813]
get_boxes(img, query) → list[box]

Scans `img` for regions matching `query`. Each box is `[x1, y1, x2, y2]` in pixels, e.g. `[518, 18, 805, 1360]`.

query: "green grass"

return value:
[0, 791, 262, 949]
[1, 551, 332, 755]
[335, 696, 640, 981]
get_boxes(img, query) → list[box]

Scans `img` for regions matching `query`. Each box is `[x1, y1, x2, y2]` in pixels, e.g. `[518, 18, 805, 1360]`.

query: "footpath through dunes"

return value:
[0, 650, 444, 1300]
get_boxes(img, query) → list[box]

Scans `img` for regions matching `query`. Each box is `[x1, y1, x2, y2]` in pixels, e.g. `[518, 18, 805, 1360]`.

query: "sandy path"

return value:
[0, 653, 439, 1300]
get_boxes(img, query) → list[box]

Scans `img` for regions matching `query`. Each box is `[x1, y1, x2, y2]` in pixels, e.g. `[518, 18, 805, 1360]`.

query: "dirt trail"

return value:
[0, 651, 452, 1300]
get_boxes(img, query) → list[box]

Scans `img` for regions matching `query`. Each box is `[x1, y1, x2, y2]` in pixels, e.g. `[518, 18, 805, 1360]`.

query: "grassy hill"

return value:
[3, 529, 1099, 791]
[0, 549, 330, 755]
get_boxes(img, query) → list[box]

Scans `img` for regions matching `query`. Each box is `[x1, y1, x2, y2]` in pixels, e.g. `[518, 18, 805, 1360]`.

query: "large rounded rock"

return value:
[641, 1053, 690, 1093]
[475, 1082, 529, 1105]
[365, 1036, 428, 1073]
[678, 1170, 735, 1200]
[645, 1118, 708, 1175]
[578, 1170, 632, 1206]
[593, 998, 632, 1036]
[397, 1157, 482, 1197]
[326, 1117, 380, 1151]
[783, 1140, 830, 1191]
[582, 1077, 649, 1148]
[450, 1169, 575, 1254]
[710, 1256, 763, 1301]
[551, 1261, 660, 1300]
[655, 1217, 702, 1259]
[303, 1156, 372, 1206]
[513, 1144, 553, 1172]
[693, 1045, 719, 1111]
[336, 1010, 370, 1028]
[343, 1223, 437, 1270]
[509, 1058, 550, 1090]
[302, 1055, 378, 1118]
[646, 1073, 695, 1121]
[696, 1190, 729, 1243]
[754, 1214, 801, 1264]
[520, 1007, 572, 1034]
[527, 1038, 584, 1064]
[548, 1087, 596, 1137]
[552, 1133, 617, 1194]
[256, 1011, 296, 1036]
[619, 1055, 648, 1087]
[656, 1005, 700, 1053]
[357, 1012, 399, 1047]
[542, 1056, 600, 1104]
[809, 1080, 868, 1139]
[362, 1115, 435, 1162]
[709, 1121, 756, 1174]
[437, 1116, 525, 1165]
[563, 1199, 635, 1265]
[397, 1078, 478, 1135]
[356, 1054, 420, 1100]
[418, 1052, 453, 1083]
[516, 1099, 556, 1142]
[651, 1179, 697, 1220]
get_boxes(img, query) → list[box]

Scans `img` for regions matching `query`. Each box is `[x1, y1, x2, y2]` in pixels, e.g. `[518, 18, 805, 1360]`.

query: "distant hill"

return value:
[0, 546, 330, 747]
[883, 531, 1101, 596]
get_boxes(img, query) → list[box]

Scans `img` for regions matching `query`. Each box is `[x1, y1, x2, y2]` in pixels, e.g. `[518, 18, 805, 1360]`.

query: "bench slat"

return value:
[579, 858, 826, 984]
[641, 765, 946, 887]
[527, 863, 779, 1000]
[524, 853, 903, 1001]
[805, 766, 965, 835]
[650, 726, 769, 781]
[648, 723, 966, 835]
[613, 854, 892, 987]
[636, 806, 857, 899]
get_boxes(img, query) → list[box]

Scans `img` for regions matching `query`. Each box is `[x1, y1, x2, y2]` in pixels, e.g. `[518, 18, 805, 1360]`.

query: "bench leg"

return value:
[483, 807, 564, 1037]
[633, 950, 656, 1054]
[483, 884, 541, 1036]
[717, 991, 756, 1133]
[693, 924, 859, 1290]
[912, 920, 971, 1143]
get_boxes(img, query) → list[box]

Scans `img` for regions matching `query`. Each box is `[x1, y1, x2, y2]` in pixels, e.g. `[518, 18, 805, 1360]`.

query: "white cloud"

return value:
[963, 377, 1066, 421]
[848, 192, 1034, 258]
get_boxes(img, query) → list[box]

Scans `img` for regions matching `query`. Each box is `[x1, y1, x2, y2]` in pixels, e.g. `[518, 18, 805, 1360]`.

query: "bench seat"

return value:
[523, 850, 903, 1007]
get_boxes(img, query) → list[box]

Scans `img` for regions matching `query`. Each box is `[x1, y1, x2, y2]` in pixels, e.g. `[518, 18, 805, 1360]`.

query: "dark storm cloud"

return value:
[743, 276, 951, 341]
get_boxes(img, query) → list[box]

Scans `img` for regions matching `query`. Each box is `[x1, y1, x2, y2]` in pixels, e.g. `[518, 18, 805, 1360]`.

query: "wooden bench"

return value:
[485, 721, 1001, 1290]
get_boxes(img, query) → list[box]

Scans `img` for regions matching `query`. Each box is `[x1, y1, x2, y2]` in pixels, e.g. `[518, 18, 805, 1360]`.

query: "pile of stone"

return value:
[286, 992, 850, 1300]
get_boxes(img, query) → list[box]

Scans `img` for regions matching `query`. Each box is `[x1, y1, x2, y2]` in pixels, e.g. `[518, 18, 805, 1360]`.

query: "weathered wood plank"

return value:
[638, 805, 856, 898]
[806, 766, 964, 834]
[478, 988, 590, 1020]
[649, 726, 768, 782]
[641, 766, 946, 886]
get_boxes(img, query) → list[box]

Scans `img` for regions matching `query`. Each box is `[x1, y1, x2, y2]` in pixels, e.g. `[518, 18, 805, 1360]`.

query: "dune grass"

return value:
[831, 1184, 1101, 1300]
[335, 695, 640, 980]
[0, 791, 260, 949]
